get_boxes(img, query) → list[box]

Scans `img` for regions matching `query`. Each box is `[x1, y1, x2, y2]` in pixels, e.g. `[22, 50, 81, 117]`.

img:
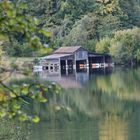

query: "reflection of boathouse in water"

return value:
[39, 46, 113, 75]
[38, 68, 113, 88]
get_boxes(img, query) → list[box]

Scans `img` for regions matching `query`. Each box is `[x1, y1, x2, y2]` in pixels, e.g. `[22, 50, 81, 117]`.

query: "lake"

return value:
[13, 67, 140, 140]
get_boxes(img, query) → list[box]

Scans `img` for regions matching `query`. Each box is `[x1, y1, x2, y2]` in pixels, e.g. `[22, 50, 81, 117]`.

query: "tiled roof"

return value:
[53, 46, 81, 54]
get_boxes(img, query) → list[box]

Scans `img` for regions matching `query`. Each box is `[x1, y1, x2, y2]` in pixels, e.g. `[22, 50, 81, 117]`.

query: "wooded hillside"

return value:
[1, 0, 140, 64]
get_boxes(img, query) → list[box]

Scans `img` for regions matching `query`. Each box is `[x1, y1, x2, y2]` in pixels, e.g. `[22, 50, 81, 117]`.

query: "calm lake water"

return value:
[26, 67, 140, 140]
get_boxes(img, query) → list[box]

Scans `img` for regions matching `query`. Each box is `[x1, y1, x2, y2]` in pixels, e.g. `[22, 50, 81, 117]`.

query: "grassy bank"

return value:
[0, 57, 35, 75]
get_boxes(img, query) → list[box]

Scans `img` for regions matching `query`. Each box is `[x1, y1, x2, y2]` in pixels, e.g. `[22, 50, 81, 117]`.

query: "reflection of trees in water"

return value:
[96, 68, 140, 102]
[31, 120, 99, 140]
[32, 71, 137, 120]
[26, 68, 140, 121]
[99, 115, 129, 140]
[29, 68, 140, 140]
[56, 68, 140, 119]
[62, 88, 102, 118]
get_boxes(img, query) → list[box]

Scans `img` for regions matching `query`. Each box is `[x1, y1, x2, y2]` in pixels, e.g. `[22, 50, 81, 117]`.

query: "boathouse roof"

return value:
[42, 53, 72, 60]
[41, 46, 111, 60]
[53, 46, 82, 54]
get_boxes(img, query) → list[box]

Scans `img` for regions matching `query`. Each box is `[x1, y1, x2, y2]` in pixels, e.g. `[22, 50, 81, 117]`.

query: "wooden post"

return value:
[66, 59, 68, 75]
[59, 58, 61, 77]
[86, 58, 89, 75]
[73, 53, 77, 72]
[103, 56, 106, 74]
[86, 58, 89, 69]
[103, 55, 105, 67]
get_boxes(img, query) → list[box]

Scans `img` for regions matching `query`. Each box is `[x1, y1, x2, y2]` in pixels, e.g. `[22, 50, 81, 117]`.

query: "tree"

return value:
[0, 0, 57, 122]
[19, 0, 140, 49]
[0, 0, 52, 56]
[109, 28, 140, 65]
[96, 37, 110, 53]
[120, 0, 140, 27]
[61, 15, 98, 46]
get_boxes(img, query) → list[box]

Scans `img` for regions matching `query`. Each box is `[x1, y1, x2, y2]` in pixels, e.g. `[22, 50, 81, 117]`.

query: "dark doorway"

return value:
[60, 60, 74, 75]
[61, 60, 66, 75]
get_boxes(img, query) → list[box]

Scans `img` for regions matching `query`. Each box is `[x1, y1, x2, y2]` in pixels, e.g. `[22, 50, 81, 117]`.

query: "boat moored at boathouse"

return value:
[35, 46, 113, 74]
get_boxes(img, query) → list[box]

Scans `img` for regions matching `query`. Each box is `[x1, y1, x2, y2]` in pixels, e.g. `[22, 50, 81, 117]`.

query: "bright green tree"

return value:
[110, 28, 140, 65]
[96, 37, 111, 53]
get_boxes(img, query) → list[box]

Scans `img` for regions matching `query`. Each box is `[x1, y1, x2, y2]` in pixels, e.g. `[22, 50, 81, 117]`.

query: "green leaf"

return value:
[10, 93, 17, 98]
[37, 96, 47, 103]
[13, 103, 21, 110]
[0, 111, 6, 118]
[32, 116, 40, 123]
[21, 87, 29, 95]
[19, 114, 28, 121]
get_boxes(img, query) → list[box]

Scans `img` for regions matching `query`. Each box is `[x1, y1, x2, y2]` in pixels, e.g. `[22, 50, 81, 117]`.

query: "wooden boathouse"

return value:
[39, 46, 113, 75]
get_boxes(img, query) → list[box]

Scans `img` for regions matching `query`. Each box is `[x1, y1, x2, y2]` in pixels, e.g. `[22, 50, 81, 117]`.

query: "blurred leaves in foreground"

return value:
[0, 0, 61, 123]
[0, 80, 61, 122]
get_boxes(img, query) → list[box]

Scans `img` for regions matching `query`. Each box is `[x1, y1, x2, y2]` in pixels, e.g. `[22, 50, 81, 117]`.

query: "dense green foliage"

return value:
[1, 0, 140, 63]
[10, 0, 139, 65]
[0, 0, 51, 57]
[110, 28, 140, 65]
[96, 28, 140, 65]
[25, 0, 123, 40]
[96, 37, 110, 53]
